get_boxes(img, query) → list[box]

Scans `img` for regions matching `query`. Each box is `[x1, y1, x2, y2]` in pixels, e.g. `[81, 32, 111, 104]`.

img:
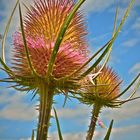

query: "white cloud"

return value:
[20, 138, 31, 140]
[122, 38, 139, 47]
[53, 105, 90, 119]
[81, 0, 114, 13]
[132, 17, 140, 31]
[20, 124, 140, 140]
[50, 132, 86, 140]
[49, 124, 140, 140]
[0, 88, 37, 121]
[0, 0, 34, 38]
[103, 93, 140, 122]
[129, 63, 140, 74]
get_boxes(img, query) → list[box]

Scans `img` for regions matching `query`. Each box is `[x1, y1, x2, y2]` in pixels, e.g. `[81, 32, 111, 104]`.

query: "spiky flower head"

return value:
[78, 66, 122, 107]
[11, 0, 88, 90]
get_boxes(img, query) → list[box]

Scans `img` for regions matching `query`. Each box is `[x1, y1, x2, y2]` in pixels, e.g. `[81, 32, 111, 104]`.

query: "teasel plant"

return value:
[75, 66, 140, 140]
[0, 0, 139, 140]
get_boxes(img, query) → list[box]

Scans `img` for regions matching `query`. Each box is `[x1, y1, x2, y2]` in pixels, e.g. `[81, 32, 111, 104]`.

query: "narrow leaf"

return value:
[0, 58, 14, 77]
[81, 41, 112, 78]
[47, 0, 86, 78]
[19, 3, 39, 77]
[80, 0, 135, 78]
[31, 129, 35, 140]
[104, 120, 114, 140]
[112, 73, 140, 100]
[1, 0, 19, 63]
[126, 77, 140, 99]
[71, 39, 112, 77]
[53, 107, 63, 140]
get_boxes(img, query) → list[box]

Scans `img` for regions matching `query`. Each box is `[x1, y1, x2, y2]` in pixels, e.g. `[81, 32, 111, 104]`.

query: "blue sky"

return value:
[0, 0, 140, 140]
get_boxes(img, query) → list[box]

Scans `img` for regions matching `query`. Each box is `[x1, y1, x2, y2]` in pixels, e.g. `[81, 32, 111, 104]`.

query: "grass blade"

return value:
[81, 41, 112, 78]
[112, 73, 140, 100]
[19, 3, 39, 77]
[0, 57, 13, 75]
[31, 129, 35, 140]
[1, 0, 19, 63]
[104, 120, 114, 140]
[53, 107, 63, 140]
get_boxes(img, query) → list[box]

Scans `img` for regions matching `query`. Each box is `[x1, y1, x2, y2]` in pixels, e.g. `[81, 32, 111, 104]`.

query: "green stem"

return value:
[37, 83, 54, 140]
[86, 103, 101, 140]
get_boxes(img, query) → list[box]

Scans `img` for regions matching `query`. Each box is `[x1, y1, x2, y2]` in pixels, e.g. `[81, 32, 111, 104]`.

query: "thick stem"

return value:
[86, 103, 101, 140]
[37, 83, 54, 140]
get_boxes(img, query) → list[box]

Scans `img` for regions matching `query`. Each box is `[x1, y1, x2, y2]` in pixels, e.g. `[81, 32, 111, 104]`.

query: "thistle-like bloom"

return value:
[12, 0, 87, 81]
[78, 66, 122, 107]
[76, 66, 140, 140]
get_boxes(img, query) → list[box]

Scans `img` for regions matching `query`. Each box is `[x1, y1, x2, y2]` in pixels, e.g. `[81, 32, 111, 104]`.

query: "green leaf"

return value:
[31, 129, 35, 140]
[0, 58, 14, 78]
[80, 0, 135, 78]
[47, 0, 86, 79]
[104, 120, 114, 140]
[0, 57, 11, 72]
[1, 0, 19, 63]
[19, 3, 39, 77]
[126, 76, 140, 99]
[72, 39, 112, 77]
[63, 92, 68, 107]
[112, 73, 140, 100]
[53, 107, 63, 140]
[113, 0, 135, 41]
[80, 41, 112, 78]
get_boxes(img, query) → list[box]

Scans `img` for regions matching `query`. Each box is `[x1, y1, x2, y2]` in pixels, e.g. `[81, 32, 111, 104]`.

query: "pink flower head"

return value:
[12, 0, 88, 79]
[12, 33, 87, 78]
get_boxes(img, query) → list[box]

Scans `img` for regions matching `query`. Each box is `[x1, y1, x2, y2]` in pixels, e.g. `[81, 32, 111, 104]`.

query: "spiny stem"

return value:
[86, 103, 101, 140]
[37, 83, 54, 140]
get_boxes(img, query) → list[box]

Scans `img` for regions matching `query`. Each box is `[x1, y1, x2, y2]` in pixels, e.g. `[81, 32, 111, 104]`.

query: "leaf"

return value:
[80, 0, 135, 78]
[1, 0, 19, 63]
[112, 73, 140, 100]
[104, 120, 114, 140]
[126, 76, 140, 99]
[72, 39, 112, 77]
[19, 3, 39, 77]
[80, 41, 112, 78]
[47, 0, 86, 78]
[53, 107, 63, 140]
[0, 57, 11, 73]
[31, 129, 35, 140]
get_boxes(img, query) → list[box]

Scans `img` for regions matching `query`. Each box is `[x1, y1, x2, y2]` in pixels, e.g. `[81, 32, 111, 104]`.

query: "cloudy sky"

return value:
[0, 0, 140, 140]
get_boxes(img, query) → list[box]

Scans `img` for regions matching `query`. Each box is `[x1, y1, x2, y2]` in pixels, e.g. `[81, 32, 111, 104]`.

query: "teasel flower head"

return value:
[77, 66, 140, 140]
[77, 66, 140, 108]
[9, 0, 88, 92]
